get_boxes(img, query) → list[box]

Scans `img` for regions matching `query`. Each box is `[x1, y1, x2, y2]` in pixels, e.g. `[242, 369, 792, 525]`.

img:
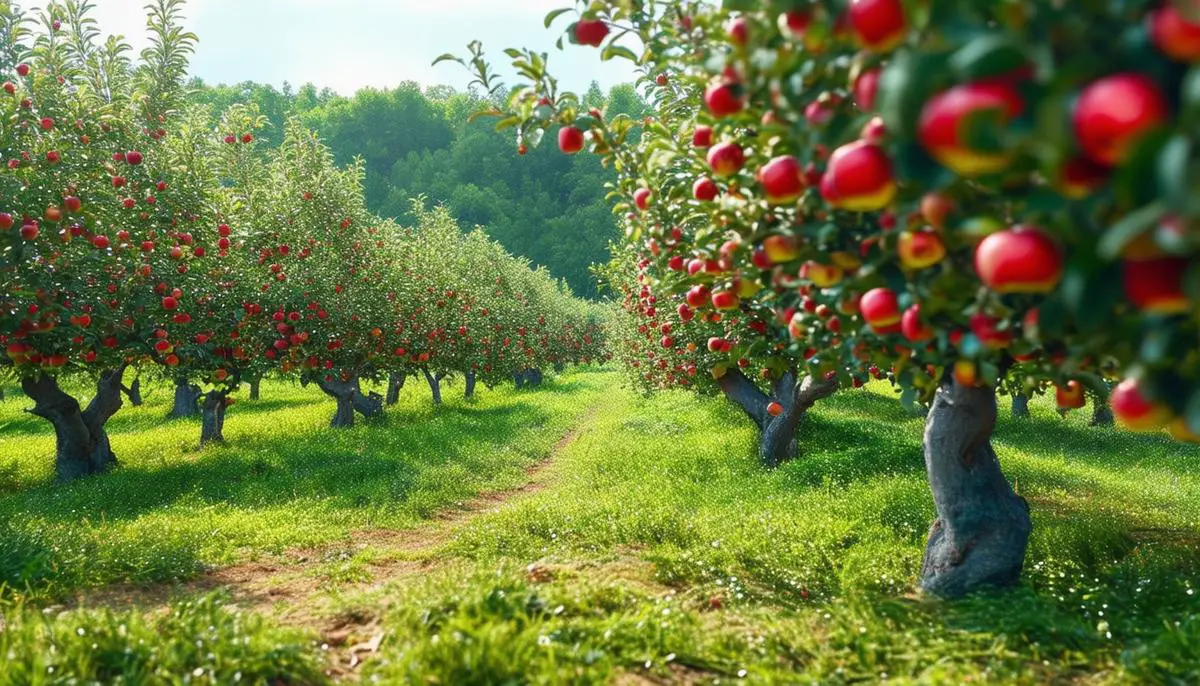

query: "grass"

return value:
[1, 371, 1198, 684]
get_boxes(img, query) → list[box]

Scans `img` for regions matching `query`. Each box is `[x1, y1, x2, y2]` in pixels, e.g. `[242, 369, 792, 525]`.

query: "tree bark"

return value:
[317, 377, 357, 428]
[1090, 394, 1113, 426]
[385, 372, 406, 405]
[920, 380, 1032, 599]
[248, 376, 261, 401]
[1010, 393, 1030, 419]
[514, 371, 525, 389]
[715, 368, 837, 468]
[122, 376, 143, 407]
[199, 391, 229, 447]
[423, 368, 443, 405]
[168, 377, 201, 419]
[527, 369, 543, 386]
[352, 379, 384, 418]
[464, 370, 477, 399]
[22, 366, 126, 483]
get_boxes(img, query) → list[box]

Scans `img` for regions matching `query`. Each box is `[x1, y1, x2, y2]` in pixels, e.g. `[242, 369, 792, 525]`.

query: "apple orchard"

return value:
[0, 2, 606, 483]
[463, 0, 1200, 597]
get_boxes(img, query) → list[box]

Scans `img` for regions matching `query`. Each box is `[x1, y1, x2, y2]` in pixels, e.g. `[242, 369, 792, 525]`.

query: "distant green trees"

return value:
[186, 78, 647, 297]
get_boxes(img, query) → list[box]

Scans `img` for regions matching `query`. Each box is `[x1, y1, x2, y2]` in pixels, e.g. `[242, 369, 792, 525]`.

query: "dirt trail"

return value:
[69, 405, 601, 679]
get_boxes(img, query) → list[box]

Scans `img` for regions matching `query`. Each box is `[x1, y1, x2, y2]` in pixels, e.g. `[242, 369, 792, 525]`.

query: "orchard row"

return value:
[464, 0, 1200, 598]
[0, 1, 606, 483]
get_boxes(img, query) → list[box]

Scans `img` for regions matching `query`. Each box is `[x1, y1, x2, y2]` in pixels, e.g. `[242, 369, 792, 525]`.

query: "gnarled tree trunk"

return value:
[920, 380, 1032, 599]
[168, 377, 201, 419]
[1090, 393, 1113, 426]
[1010, 393, 1030, 419]
[715, 368, 837, 468]
[514, 370, 525, 389]
[464, 370, 477, 399]
[122, 376, 143, 407]
[22, 366, 126, 483]
[352, 379, 384, 418]
[247, 376, 261, 401]
[527, 369, 543, 386]
[317, 377, 357, 428]
[199, 390, 229, 447]
[385, 372, 406, 405]
[423, 368, 444, 405]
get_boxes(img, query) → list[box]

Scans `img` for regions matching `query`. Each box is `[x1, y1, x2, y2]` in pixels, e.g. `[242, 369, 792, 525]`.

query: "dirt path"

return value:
[70, 405, 601, 679]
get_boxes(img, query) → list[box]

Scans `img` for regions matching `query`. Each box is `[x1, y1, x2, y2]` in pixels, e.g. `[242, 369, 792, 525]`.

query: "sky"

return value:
[61, 0, 637, 95]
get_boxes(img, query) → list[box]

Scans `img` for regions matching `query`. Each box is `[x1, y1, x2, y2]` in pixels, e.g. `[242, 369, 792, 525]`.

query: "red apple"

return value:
[847, 0, 906, 52]
[19, 221, 38, 240]
[1149, 5, 1200, 63]
[820, 140, 896, 211]
[692, 125, 713, 148]
[727, 16, 748, 46]
[125, 150, 143, 165]
[766, 401, 783, 417]
[762, 235, 800, 264]
[1111, 377, 1174, 431]
[969, 313, 1012, 349]
[633, 187, 652, 211]
[64, 196, 81, 212]
[918, 83, 1023, 176]
[900, 304, 933, 342]
[558, 126, 584, 154]
[1122, 256, 1189, 314]
[757, 155, 804, 205]
[852, 67, 881, 110]
[1074, 73, 1168, 167]
[0, 212, 12, 230]
[693, 177, 719, 201]
[574, 19, 609, 47]
[711, 289, 740, 310]
[974, 225, 1063, 294]
[162, 296, 178, 310]
[1056, 381, 1086, 409]
[704, 80, 744, 117]
[802, 261, 844, 288]
[860, 287, 901, 333]
[707, 141, 746, 177]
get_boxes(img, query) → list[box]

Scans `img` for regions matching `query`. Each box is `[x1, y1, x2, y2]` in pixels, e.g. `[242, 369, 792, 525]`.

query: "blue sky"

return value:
[74, 1, 637, 94]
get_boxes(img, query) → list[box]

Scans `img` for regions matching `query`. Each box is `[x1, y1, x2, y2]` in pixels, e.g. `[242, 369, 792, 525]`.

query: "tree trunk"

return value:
[527, 369, 543, 386]
[715, 368, 837, 468]
[21, 366, 126, 483]
[352, 379, 384, 419]
[1090, 394, 1113, 426]
[514, 371, 525, 389]
[199, 391, 229, 447]
[1011, 393, 1030, 419]
[248, 376, 261, 401]
[0, 385, 6, 401]
[423, 369, 443, 405]
[920, 380, 1032, 599]
[317, 377, 357, 428]
[122, 377, 143, 407]
[168, 377, 201, 419]
[385, 372, 406, 405]
[464, 370, 477, 399]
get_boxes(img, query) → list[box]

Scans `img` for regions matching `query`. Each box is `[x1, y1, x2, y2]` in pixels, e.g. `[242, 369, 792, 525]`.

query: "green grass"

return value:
[1, 372, 1199, 684]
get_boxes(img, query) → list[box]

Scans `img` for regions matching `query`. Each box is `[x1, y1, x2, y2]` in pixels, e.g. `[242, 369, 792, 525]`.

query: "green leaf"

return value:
[543, 8, 572, 28]
[949, 34, 1028, 83]
[431, 53, 463, 67]
[1097, 201, 1165, 259]
[601, 44, 639, 63]
[494, 116, 521, 132]
[1157, 134, 1192, 208]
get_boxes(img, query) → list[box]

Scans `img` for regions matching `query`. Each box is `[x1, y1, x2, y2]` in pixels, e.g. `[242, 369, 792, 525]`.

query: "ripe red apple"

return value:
[19, 221, 38, 240]
[704, 80, 744, 117]
[1149, 5, 1200, 62]
[692, 125, 713, 148]
[820, 140, 896, 211]
[757, 155, 804, 205]
[969, 313, 1012, 349]
[162, 296, 178, 310]
[727, 16, 748, 46]
[91, 235, 109, 250]
[1122, 256, 1188, 314]
[918, 83, 1023, 176]
[1111, 377, 1174, 431]
[847, 0, 906, 52]
[574, 19, 609, 47]
[920, 192, 954, 230]
[125, 150, 143, 165]
[16, 63, 29, 77]
[711, 289, 740, 310]
[766, 401, 783, 417]
[64, 196, 81, 212]
[898, 230, 946, 270]
[1074, 73, 1168, 167]
[558, 126, 584, 154]
[900, 304, 933, 342]
[686, 284, 711, 308]
[241, 133, 253, 144]
[1056, 381, 1086, 409]
[860, 116, 886, 143]
[860, 287, 901, 333]
[974, 225, 1063, 294]
[693, 176, 718, 201]
[707, 141, 746, 177]
[852, 67, 881, 110]
[0, 212, 12, 230]
[39, 117, 53, 130]
[633, 187, 652, 211]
